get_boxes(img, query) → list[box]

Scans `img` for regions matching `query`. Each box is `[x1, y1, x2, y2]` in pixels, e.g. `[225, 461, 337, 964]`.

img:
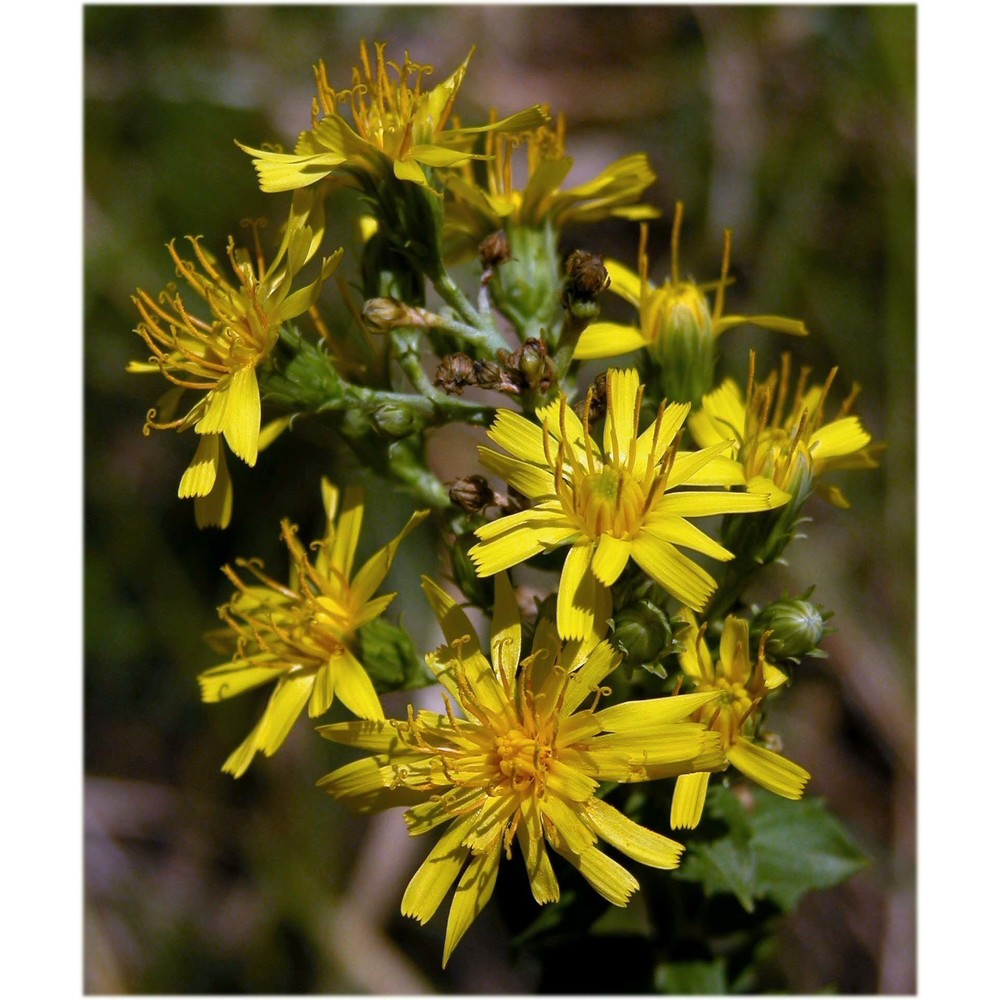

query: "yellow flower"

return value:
[670, 608, 809, 829]
[238, 42, 549, 193]
[572, 207, 807, 401]
[687, 352, 880, 508]
[468, 368, 789, 640]
[198, 480, 428, 777]
[317, 574, 725, 967]
[443, 112, 659, 258]
[130, 191, 341, 527]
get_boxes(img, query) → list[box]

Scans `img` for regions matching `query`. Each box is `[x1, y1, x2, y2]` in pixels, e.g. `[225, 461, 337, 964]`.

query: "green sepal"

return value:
[258, 325, 346, 410]
[358, 616, 435, 693]
[675, 785, 867, 913]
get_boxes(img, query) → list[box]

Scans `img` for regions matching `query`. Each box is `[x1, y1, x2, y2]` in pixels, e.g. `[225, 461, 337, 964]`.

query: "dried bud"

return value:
[574, 371, 608, 428]
[498, 338, 554, 393]
[434, 353, 477, 395]
[449, 475, 499, 514]
[479, 230, 512, 279]
[561, 250, 610, 311]
[362, 297, 420, 333]
[472, 359, 523, 394]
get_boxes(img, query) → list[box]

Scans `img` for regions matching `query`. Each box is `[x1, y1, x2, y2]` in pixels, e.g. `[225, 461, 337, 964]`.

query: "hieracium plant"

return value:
[129, 41, 877, 987]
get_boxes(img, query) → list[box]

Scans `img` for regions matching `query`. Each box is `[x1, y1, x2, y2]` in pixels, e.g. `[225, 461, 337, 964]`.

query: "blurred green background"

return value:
[84, 4, 914, 993]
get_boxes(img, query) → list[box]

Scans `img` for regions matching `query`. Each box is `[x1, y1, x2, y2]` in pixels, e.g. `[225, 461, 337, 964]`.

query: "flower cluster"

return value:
[127, 39, 880, 970]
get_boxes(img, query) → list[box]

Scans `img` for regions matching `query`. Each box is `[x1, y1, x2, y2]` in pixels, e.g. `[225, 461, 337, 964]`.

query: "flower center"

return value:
[494, 728, 551, 793]
[574, 466, 646, 539]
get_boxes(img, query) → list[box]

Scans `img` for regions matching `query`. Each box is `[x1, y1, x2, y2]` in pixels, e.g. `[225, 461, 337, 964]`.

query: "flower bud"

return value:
[751, 596, 830, 660]
[611, 598, 673, 675]
[371, 402, 420, 439]
[449, 475, 498, 514]
[649, 282, 715, 405]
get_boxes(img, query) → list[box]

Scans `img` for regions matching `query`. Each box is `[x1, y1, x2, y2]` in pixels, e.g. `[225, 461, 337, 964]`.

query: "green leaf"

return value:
[749, 791, 868, 911]
[654, 958, 729, 994]
[358, 617, 434, 693]
[675, 785, 866, 913]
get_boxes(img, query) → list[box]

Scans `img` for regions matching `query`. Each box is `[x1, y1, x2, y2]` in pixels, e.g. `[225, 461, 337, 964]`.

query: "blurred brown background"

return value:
[84, 4, 914, 993]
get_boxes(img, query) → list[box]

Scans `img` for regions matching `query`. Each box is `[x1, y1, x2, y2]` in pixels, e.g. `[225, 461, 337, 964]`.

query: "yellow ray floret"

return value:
[316, 574, 725, 967]
[130, 189, 341, 527]
[687, 351, 881, 508]
[669, 608, 810, 830]
[468, 368, 789, 639]
[238, 42, 550, 193]
[198, 480, 428, 776]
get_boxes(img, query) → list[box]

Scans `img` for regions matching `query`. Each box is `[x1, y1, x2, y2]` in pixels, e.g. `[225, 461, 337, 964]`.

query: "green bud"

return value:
[649, 282, 716, 405]
[450, 534, 493, 607]
[371, 402, 421, 439]
[751, 596, 831, 660]
[611, 598, 673, 674]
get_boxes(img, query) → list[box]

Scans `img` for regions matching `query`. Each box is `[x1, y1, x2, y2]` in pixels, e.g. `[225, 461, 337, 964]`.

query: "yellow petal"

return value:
[582, 796, 684, 869]
[629, 534, 718, 611]
[596, 691, 721, 730]
[193, 452, 233, 529]
[515, 797, 560, 905]
[541, 794, 598, 854]
[572, 321, 648, 361]
[316, 718, 408, 753]
[487, 408, 551, 465]
[254, 674, 315, 756]
[401, 814, 475, 925]
[671, 771, 711, 829]
[591, 534, 632, 586]
[331, 650, 385, 721]
[603, 368, 641, 462]
[727, 739, 810, 799]
[557, 542, 599, 640]
[809, 416, 871, 462]
[308, 662, 335, 718]
[639, 516, 733, 562]
[329, 484, 365, 578]
[221, 365, 261, 466]
[603, 258, 643, 307]
[198, 657, 285, 702]
[655, 489, 772, 518]
[178, 433, 221, 498]
[442, 838, 502, 968]
[420, 576, 482, 654]
[477, 446, 556, 499]
[351, 509, 429, 606]
[490, 572, 521, 690]
[570, 846, 639, 907]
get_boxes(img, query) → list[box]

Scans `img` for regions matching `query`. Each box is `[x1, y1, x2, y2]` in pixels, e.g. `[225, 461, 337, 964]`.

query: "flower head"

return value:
[317, 574, 724, 966]
[669, 608, 810, 829]
[469, 368, 789, 639]
[198, 480, 428, 777]
[687, 352, 880, 508]
[443, 112, 659, 259]
[572, 207, 807, 403]
[238, 42, 549, 193]
[130, 191, 341, 527]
